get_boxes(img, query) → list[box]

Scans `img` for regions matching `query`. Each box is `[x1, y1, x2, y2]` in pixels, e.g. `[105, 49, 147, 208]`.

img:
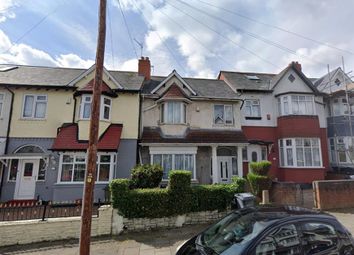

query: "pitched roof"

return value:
[51, 123, 122, 151]
[219, 71, 275, 91]
[220, 62, 319, 94]
[141, 127, 247, 144]
[142, 76, 239, 100]
[0, 64, 144, 90]
[314, 67, 353, 94]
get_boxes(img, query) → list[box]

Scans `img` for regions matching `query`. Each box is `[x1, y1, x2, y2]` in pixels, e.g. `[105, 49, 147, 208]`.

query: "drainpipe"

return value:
[137, 93, 143, 165]
[0, 86, 14, 199]
[72, 95, 77, 123]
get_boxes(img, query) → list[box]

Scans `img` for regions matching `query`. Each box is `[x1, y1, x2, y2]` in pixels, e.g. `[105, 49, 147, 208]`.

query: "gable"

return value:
[151, 70, 196, 96]
[161, 83, 189, 99]
[273, 69, 314, 95]
[69, 65, 123, 90]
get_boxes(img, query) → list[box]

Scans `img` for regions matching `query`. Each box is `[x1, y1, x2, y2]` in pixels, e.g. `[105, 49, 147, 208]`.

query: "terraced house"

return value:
[139, 58, 248, 184]
[219, 62, 329, 183]
[0, 64, 142, 202]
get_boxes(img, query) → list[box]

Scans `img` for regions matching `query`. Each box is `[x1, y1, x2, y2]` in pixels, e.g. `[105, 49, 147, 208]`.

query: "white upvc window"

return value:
[79, 95, 112, 121]
[332, 97, 351, 116]
[22, 94, 47, 119]
[58, 152, 116, 183]
[244, 99, 261, 117]
[161, 101, 186, 124]
[278, 95, 315, 116]
[150, 147, 197, 180]
[0, 93, 4, 117]
[214, 104, 233, 125]
[279, 138, 322, 168]
[329, 137, 354, 163]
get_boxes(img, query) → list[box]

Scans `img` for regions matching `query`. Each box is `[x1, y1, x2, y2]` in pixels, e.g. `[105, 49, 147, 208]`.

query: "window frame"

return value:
[79, 95, 112, 121]
[57, 152, 116, 184]
[213, 104, 234, 125]
[21, 94, 48, 119]
[160, 101, 186, 124]
[278, 94, 315, 116]
[279, 138, 322, 168]
[0, 93, 4, 118]
[244, 99, 261, 118]
[150, 147, 197, 180]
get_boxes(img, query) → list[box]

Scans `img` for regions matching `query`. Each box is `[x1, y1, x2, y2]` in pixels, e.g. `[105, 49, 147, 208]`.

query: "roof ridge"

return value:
[220, 70, 277, 76]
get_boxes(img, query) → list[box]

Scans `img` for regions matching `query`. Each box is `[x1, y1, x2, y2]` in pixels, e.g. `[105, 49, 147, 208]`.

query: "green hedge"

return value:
[247, 172, 272, 197]
[110, 172, 246, 218]
[249, 161, 272, 175]
[131, 164, 163, 188]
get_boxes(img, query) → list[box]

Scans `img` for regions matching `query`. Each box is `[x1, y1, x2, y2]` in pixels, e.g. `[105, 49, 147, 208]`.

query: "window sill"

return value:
[279, 166, 325, 169]
[245, 116, 262, 120]
[212, 123, 235, 127]
[159, 122, 189, 126]
[19, 118, 47, 121]
[55, 181, 110, 185]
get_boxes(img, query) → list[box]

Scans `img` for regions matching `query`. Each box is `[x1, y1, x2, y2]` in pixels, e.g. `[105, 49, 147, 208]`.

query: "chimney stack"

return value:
[138, 57, 151, 80]
[292, 61, 302, 72]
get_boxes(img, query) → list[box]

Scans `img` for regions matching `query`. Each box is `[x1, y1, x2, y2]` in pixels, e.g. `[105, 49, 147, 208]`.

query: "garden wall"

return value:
[313, 179, 354, 210]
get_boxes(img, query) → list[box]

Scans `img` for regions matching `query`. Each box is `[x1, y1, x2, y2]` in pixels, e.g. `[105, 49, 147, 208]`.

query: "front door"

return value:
[14, 159, 39, 199]
[217, 156, 232, 183]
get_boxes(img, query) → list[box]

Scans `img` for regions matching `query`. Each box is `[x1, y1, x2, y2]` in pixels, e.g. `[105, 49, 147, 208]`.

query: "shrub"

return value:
[247, 172, 272, 197]
[250, 161, 272, 176]
[131, 164, 163, 188]
[230, 176, 247, 193]
[168, 170, 192, 192]
[110, 171, 246, 218]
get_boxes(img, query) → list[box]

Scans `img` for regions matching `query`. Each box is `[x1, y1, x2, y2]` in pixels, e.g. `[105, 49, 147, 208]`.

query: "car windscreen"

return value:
[199, 211, 286, 254]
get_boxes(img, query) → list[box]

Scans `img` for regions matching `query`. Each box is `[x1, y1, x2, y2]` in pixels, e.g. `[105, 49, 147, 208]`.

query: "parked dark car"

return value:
[176, 206, 354, 255]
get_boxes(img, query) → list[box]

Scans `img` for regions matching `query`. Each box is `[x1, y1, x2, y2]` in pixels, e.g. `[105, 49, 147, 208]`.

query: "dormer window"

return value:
[161, 101, 186, 124]
[79, 95, 112, 121]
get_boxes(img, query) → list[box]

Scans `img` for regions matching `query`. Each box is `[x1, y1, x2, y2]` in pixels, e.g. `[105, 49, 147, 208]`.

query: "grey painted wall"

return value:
[1, 138, 137, 202]
[327, 116, 354, 137]
[116, 139, 137, 178]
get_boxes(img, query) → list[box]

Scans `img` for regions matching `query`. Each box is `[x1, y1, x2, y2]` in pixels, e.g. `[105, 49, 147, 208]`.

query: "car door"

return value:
[252, 223, 303, 255]
[299, 221, 340, 255]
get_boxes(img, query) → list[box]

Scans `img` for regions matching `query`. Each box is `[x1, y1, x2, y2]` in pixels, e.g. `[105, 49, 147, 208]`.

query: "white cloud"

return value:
[0, 29, 94, 68]
[0, 0, 17, 23]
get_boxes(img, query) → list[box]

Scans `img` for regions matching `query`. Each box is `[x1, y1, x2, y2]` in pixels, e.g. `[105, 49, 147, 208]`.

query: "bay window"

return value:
[278, 95, 314, 116]
[59, 153, 115, 183]
[244, 99, 261, 117]
[332, 98, 351, 116]
[214, 104, 233, 125]
[329, 137, 354, 163]
[161, 101, 186, 124]
[279, 138, 322, 167]
[22, 94, 47, 119]
[150, 147, 196, 179]
[80, 95, 112, 121]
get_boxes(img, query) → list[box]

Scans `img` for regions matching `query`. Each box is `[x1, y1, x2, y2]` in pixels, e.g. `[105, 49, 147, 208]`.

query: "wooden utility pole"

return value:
[79, 0, 106, 254]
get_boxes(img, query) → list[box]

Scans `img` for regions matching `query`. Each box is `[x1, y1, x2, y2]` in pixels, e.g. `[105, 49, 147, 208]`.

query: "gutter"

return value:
[0, 86, 14, 199]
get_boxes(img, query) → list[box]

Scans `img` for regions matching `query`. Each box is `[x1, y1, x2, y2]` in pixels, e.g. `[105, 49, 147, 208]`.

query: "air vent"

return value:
[288, 74, 295, 82]
[245, 75, 260, 80]
[335, 78, 341, 86]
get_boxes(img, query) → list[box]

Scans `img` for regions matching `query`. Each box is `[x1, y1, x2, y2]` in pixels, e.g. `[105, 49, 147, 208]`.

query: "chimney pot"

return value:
[291, 61, 302, 72]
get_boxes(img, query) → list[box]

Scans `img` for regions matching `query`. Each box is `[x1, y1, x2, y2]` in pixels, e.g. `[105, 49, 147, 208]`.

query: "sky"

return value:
[0, 0, 353, 79]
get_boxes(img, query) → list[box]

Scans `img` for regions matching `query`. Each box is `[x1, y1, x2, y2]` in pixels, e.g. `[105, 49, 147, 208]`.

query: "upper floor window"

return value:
[332, 97, 352, 116]
[279, 138, 321, 168]
[278, 95, 314, 116]
[161, 101, 186, 124]
[79, 95, 112, 121]
[0, 93, 4, 117]
[22, 94, 47, 119]
[214, 105, 233, 125]
[244, 99, 261, 117]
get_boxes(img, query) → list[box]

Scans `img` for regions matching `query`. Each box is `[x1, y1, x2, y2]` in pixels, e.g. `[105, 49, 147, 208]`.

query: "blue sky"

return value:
[0, 0, 353, 79]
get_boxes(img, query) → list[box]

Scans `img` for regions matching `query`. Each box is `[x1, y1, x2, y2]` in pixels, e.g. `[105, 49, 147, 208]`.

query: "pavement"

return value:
[0, 209, 354, 255]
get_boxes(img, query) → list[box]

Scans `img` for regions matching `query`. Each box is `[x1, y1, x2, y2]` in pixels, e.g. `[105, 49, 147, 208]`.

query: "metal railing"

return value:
[0, 199, 108, 221]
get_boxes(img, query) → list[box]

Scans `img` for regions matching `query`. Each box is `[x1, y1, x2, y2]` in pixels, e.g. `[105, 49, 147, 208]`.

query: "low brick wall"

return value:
[0, 205, 112, 247]
[313, 180, 354, 210]
[270, 182, 300, 205]
[112, 210, 231, 234]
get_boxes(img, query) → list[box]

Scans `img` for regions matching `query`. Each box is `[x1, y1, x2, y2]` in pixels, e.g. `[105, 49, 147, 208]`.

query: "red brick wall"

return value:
[313, 180, 354, 210]
[242, 124, 329, 183]
[277, 115, 321, 138]
[163, 84, 186, 98]
[270, 182, 299, 205]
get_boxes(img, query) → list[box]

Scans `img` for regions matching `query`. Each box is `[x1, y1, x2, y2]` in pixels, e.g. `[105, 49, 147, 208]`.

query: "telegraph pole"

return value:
[79, 0, 106, 254]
